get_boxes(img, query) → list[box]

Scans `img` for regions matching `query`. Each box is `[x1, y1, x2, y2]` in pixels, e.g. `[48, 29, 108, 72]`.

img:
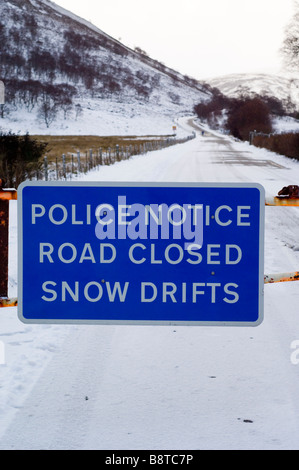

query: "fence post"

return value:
[62, 154, 66, 179]
[44, 156, 48, 181]
[249, 130, 256, 145]
[77, 151, 81, 173]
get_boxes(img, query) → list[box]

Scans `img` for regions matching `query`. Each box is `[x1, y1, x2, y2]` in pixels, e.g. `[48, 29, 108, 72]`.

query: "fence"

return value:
[33, 134, 196, 182]
[249, 130, 299, 160]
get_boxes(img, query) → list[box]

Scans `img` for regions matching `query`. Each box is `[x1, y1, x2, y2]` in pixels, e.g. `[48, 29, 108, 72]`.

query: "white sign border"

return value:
[18, 181, 265, 327]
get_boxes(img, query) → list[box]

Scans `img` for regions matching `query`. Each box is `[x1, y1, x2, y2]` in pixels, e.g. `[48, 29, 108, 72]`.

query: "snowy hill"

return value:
[0, 0, 211, 135]
[206, 73, 299, 133]
[208, 73, 299, 110]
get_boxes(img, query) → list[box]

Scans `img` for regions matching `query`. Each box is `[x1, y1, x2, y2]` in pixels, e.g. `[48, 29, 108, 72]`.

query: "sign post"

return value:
[18, 182, 265, 326]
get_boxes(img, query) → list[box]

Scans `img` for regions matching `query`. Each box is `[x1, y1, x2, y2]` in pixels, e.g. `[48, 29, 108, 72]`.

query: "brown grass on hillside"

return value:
[32, 135, 169, 162]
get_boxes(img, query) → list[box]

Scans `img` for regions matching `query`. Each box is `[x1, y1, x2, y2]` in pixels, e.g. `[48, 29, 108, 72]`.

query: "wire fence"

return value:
[34, 134, 196, 182]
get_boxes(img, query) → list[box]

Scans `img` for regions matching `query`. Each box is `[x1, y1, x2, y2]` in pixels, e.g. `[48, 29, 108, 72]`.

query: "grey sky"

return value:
[53, 0, 295, 79]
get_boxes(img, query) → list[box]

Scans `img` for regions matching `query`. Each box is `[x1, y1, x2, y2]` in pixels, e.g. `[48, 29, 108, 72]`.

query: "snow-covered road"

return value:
[1, 118, 299, 450]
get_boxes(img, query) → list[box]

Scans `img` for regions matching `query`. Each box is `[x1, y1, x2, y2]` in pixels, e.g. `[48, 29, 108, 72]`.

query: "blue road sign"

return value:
[18, 182, 265, 326]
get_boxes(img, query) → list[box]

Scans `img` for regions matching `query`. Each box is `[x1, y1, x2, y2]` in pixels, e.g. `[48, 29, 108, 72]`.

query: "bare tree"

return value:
[75, 104, 83, 120]
[281, 1, 299, 71]
[59, 96, 73, 120]
[37, 99, 57, 128]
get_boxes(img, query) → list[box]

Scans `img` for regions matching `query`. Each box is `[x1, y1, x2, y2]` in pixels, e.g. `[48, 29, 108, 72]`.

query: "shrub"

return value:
[0, 132, 48, 187]
[194, 89, 292, 141]
[226, 97, 272, 140]
[194, 89, 232, 123]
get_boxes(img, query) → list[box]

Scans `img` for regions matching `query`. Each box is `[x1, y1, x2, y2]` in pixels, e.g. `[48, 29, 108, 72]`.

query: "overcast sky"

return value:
[53, 0, 295, 80]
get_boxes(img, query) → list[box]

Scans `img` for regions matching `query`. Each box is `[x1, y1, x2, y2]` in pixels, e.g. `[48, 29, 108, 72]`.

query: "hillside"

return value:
[205, 73, 299, 133]
[0, 0, 211, 135]
[208, 73, 299, 110]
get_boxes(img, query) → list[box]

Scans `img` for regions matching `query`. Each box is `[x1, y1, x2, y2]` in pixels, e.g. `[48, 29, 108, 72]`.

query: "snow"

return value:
[0, 67, 202, 136]
[272, 115, 299, 133]
[1, 102, 183, 137]
[1, 117, 299, 450]
[37, 0, 133, 53]
[208, 73, 299, 109]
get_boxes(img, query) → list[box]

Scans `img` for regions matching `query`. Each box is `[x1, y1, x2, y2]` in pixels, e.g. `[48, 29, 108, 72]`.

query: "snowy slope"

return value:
[0, 0, 210, 136]
[208, 73, 299, 108]
[205, 73, 299, 133]
[1, 118, 299, 450]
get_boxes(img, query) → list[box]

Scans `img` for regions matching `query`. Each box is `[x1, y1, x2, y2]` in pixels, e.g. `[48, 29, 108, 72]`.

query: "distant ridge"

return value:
[207, 73, 299, 109]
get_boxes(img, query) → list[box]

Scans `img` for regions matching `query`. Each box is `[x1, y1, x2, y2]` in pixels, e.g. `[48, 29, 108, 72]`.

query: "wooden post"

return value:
[62, 154, 66, 179]
[77, 151, 81, 173]
[44, 156, 48, 181]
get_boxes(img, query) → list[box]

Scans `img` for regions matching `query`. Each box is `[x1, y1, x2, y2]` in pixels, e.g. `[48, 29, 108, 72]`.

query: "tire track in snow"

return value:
[0, 325, 117, 449]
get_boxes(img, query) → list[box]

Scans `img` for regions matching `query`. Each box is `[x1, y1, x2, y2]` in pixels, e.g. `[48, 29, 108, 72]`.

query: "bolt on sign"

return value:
[18, 182, 265, 326]
[0, 81, 4, 105]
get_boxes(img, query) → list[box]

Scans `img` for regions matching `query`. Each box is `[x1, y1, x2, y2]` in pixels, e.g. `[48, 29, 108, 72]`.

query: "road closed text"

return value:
[38, 242, 243, 266]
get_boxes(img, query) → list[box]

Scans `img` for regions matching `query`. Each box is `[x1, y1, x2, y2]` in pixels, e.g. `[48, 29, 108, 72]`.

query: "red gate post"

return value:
[0, 178, 17, 304]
